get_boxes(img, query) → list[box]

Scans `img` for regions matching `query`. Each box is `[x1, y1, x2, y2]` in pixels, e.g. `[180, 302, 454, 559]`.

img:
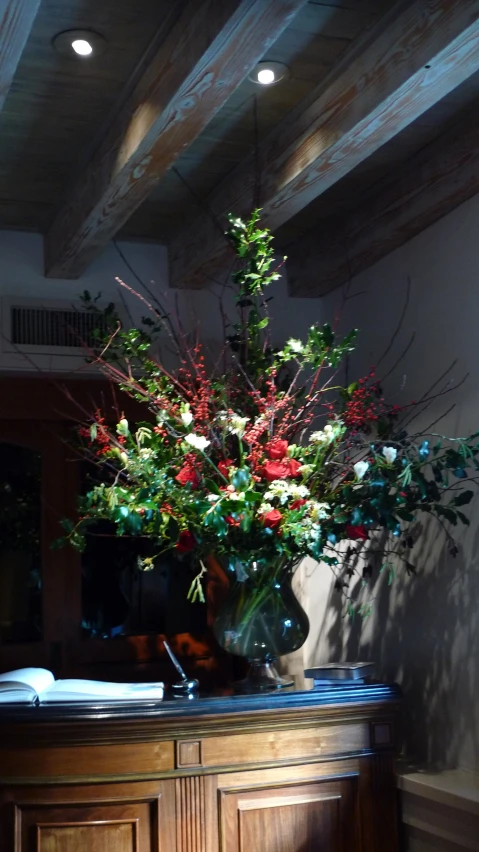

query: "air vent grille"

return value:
[11, 306, 107, 349]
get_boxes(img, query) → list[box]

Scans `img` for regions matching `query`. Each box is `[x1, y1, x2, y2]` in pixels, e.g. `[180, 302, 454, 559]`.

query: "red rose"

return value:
[346, 524, 368, 541]
[290, 498, 307, 510]
[175, 464, 200, 488]
[287, 458, 302, 478]
[218, 458, 234, 478]
[263, 460, 291, 481]
[176, 530, 196, 553]
[263, 508, 283, 528]
[265, 440, 289, 460]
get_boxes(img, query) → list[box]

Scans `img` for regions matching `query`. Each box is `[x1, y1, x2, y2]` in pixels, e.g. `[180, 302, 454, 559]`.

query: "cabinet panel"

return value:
[6, 778, 176, 852]
[219, 777, 359, 852]
[37, 818, 138, 852]
[19, 803, 147, 852]
[202, 724, 368, 768]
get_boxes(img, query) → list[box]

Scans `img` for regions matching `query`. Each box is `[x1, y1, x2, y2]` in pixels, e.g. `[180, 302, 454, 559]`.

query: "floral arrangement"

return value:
[61, 211, 477, 609]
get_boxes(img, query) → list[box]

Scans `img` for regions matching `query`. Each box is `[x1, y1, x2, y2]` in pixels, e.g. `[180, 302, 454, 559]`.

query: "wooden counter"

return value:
[0, 684, 401, 851]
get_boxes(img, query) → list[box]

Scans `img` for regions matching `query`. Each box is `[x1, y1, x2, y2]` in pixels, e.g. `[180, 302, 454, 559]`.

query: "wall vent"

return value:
[1, 297, 123, 361]
[10, 305, 107, 349]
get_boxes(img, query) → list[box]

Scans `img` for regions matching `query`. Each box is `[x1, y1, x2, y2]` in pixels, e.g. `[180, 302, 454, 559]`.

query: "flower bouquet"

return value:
[62, 211, 478, 688]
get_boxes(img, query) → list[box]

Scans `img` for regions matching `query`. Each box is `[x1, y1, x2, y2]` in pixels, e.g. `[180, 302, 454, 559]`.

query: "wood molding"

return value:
[287, 105, 479, 297]
[0, 0, 40, 115]
[44, 0, 308, 280]
[169, 0, 479, 290]
[0, 691, 400, 750]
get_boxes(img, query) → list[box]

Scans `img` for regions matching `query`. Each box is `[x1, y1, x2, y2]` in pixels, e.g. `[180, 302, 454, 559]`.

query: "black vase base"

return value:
[232, 660, 294, 694]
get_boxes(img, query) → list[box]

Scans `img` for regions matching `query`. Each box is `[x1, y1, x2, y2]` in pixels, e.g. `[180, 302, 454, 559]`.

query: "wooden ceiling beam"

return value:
[169, 0, 479, 290]
[287, 106, 479, 297]
[0, 0, 41, 114]
[44, 0, 308, 279]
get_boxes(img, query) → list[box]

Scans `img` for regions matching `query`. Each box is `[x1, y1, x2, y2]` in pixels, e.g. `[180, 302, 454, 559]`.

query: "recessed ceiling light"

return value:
[257, 68, 275, 85]
[71, 39, 93, 56]
[249, 61, 290, 86]
[52, 29, 106, 59]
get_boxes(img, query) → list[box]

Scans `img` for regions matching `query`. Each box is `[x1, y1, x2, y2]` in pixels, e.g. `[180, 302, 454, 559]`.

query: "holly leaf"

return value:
[453, 490, 473, 506]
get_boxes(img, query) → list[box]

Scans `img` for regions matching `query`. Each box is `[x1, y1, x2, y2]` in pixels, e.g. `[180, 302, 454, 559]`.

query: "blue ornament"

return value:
[327, 533, 337, 544]
[419, 440, 430, 459]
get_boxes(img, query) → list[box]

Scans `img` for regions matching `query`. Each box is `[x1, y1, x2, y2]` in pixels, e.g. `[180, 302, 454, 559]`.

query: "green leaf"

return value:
[453, 490, 474, 506]
[232, 468, 250, 490]
[456, 510, 470, 526]
[435, 505, 457, 525]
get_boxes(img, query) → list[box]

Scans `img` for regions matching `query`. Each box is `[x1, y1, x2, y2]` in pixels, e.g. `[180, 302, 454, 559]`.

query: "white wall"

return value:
[296, 194, 479, 776]
[0, 231, 168, 373]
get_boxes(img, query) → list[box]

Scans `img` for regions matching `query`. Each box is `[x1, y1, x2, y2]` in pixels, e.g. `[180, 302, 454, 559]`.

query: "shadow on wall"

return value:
[307, 517, 479, 769]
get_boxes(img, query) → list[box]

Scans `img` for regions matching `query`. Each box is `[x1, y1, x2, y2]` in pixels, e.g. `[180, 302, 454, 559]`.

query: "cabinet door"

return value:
[4, 779, 176, 852]
[218, 776, 359, 852]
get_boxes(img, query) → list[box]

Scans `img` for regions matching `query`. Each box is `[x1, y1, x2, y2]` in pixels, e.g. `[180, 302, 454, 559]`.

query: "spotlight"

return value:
[71, 39, 93, 56]
[53, 30, 106, 59]
[249, 61, 290, 86]
[257, 68, 275, 85]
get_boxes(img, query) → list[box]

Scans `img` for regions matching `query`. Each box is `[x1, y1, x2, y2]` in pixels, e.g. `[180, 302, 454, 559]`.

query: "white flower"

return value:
[310, 422, 342, 446]
[309, 501, 331, 521]
[181, 409, 193, 427]
[139, 447, 153, 459]
[382, 446, 397, 464]
[290, 484, 310, 500]
[287, 338, 304, 354]
[228, 415, 249, 437]
[258, 502, 273, 515]
[206, 493, 220, 502]
[298, 464, 313, 477]
[185, 433, 210, 451]
[216, 411, 250, 437]
[310, 430, 329, 445]
[354, 460, 369, 480]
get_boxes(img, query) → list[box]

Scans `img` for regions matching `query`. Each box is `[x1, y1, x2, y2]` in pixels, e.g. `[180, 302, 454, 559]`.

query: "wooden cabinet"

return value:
[5, 779, 176, 852]
[218, 774, 359, 852]
[0, 687, 400, 852]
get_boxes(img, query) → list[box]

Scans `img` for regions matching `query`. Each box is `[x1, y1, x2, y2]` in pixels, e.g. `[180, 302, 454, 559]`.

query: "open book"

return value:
[0, 668, 164, 704]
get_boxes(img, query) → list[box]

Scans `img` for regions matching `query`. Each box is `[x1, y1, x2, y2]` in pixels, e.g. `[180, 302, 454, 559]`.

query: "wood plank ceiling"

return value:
[1, 0, 479, 293]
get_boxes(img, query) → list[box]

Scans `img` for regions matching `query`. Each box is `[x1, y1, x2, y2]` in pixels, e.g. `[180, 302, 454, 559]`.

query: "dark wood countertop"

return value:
[0, 683, 401, 747]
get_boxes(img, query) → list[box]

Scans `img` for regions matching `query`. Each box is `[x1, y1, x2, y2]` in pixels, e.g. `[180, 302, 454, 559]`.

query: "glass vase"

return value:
[213, 559, 309, 692]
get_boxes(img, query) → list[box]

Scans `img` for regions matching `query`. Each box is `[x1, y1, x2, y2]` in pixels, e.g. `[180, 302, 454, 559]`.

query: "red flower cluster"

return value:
[290, 498, 307, 511]
[343, 373, 387, 432]
[263, 508, 282, 528]
[218, 458, 234, 478]
[78, 411, 112, 457]
[176, 530, 196, 553]
[266, 439, 288, 460]
[176, 464, 200, 488]
[263, 458, 302, 482]
[346, 524, 368, 541]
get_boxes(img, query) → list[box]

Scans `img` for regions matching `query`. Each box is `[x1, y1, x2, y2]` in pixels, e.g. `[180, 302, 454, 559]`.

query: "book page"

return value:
[0, 668, 54, 703]
[40, 678, 164, 703]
